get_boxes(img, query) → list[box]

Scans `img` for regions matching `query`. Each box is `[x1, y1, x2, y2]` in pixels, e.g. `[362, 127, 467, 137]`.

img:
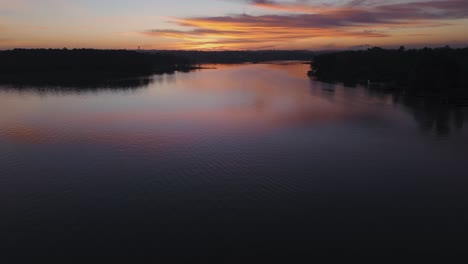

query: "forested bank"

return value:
[311, 47, 468, 96]
[0, 49, 194, 86]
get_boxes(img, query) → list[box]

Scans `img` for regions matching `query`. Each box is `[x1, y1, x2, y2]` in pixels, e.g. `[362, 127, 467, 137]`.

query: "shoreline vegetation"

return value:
[310, 47, 468, 103]
[0, 49, 314, 87]
[0, 49, 196, 87]
[152, 50, 314, 64]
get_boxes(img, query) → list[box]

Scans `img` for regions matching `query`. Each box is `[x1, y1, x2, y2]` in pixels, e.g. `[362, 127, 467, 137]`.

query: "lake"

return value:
[1, 62, 468, 259]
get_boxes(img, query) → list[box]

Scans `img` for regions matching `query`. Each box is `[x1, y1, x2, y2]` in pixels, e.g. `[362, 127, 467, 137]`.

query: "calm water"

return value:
[1, 62, 468, 258]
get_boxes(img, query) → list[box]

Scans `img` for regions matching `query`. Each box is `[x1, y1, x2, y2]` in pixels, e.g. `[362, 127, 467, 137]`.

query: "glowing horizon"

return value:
[1, 0, 468, 50]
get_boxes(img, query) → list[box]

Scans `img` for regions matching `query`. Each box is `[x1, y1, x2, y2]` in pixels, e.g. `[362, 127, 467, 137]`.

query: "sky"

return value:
[1, 0, 468, 50]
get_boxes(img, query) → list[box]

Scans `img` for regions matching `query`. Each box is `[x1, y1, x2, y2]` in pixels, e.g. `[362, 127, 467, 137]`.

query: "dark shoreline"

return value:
[0, 66, 201, 88]
[149, 50, 314, 64]
[0, 49, 316, 88]
[310, 46, 468, 102]
[0, 49, 196, 88]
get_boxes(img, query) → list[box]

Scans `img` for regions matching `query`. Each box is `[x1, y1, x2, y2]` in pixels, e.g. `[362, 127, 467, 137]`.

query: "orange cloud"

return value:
[145, 15, 387, 50]
[144, 0, 468, 50]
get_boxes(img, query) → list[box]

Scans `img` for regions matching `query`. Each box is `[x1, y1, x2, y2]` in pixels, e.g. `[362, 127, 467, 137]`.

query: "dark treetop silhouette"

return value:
[150, 50, 314, 64]
[0, 49, 194, 87]
[311, 47, 468, 98]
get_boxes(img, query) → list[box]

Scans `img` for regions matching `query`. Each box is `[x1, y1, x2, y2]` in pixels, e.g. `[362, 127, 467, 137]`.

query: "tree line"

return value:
[311, 47, 468, 95]
[0, 49, 194, 86]
[151, 50, 314, 64]
[0, 48, 193, 74]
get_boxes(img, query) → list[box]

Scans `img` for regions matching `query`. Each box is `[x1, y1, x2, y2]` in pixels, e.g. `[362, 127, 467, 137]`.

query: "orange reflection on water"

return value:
[0, 63, 395, 150]
[1, 126, 49, 144]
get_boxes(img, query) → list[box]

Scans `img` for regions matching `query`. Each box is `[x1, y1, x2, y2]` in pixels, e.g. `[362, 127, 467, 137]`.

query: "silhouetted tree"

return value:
[311, 47, 468, 95]
[0, 49, 194, 87]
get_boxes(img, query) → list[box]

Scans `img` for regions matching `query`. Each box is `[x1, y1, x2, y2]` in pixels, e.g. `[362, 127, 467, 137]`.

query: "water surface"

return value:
[1, 62, 468, 258]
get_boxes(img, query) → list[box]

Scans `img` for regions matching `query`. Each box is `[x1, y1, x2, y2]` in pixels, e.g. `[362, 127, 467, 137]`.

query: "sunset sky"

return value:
[1, 0, 468, 50]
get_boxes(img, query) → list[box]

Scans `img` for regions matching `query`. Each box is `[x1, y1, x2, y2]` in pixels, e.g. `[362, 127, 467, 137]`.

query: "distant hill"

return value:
[146, 50, 314, 64]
